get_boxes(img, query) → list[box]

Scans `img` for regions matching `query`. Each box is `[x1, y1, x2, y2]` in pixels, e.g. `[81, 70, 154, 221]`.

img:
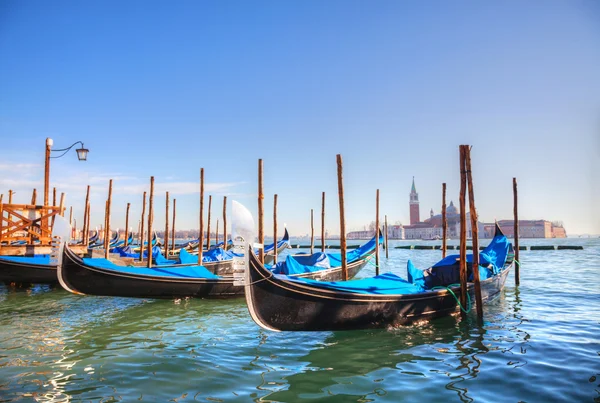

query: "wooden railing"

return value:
[0, 203, 66, 246]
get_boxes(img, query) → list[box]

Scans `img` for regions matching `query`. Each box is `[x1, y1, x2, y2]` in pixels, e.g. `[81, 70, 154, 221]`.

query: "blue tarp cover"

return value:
[81, 257, 219, 279]
[274, 230, 510, 296]
[202, 248, 238, 262]
[281, 272, 423, 295]
[272, 235, 383, 275]
[0, 255, 53, 265]
[178, 248, 197, 264]
[407, 230, 511, 289]
[112, 246, 238, 266]
[176, 247, 240, 264]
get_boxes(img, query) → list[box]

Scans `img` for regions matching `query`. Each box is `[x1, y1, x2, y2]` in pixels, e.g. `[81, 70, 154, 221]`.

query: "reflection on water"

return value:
[1, 239, 599, 402]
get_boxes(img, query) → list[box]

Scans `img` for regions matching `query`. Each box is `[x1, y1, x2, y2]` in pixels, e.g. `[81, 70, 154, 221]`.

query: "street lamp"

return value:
[44, 138, 89, 206]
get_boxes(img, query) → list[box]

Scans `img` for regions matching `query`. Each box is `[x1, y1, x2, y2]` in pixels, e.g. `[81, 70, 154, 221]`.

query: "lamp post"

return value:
[44, 138, 89, 206]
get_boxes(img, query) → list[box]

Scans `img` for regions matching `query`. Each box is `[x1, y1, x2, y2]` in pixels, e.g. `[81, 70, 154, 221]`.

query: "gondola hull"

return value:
[203, 260, 234, 276]
[245, 250, 512, 331]
[0, 258, 58, 284]
[59, 246, 243, 299]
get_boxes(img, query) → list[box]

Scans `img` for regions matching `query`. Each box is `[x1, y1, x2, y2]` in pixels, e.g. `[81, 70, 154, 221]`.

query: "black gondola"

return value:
[263, 228, 291, 264]
[0, 255, 58, 284]
[58, 244, 243, 298]
[244, 225, 513, 331]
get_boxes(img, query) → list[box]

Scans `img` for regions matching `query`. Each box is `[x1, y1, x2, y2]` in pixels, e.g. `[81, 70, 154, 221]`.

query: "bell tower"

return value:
[409, 177, 420, 225]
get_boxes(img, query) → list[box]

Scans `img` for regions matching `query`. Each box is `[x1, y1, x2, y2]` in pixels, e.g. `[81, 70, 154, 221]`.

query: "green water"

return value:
[1, 238, 599, 402]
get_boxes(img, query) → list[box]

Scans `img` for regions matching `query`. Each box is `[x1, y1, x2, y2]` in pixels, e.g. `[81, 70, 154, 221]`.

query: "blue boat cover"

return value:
[113, 246, 238, 266]
[113, 245, 159, 259]
[177, 247, 240, 264]
[282, 272, 423, 295]
[0, 255, 53, 266]
[202, 247, 239, 262]
[81, 257, 219, 279]
[178, 248, 197, 264]
[273, 229, 510, 296]
[407, 230, 511, 290]
[271, 234, 383, 275]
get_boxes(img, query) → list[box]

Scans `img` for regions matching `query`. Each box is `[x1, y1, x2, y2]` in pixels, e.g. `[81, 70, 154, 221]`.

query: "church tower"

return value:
[409, 177, 420, 225]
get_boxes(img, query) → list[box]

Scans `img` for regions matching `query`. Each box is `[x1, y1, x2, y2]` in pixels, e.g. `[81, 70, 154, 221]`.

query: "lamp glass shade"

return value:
[76, 147, 89, 161]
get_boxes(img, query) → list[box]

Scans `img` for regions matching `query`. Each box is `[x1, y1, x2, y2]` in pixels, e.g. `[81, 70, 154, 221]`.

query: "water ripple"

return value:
[1, 239, 599, 402]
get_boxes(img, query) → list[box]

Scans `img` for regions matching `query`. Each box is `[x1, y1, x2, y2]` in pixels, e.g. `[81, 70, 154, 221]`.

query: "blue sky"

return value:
[1, 0, 599, 236]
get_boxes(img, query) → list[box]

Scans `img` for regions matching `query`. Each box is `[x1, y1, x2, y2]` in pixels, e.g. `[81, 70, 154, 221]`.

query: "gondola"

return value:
[0, 254, 58, 284]
[109, 232, 135, 249]
[244, 224, 513, 331]
[57, 231, 380, 299]
[74, 229, 99, 245]
[58, 244, 243, 298]
[89, 229, 120, 249]
[270, 231, 382, 281]
[263, 228, 291, 264]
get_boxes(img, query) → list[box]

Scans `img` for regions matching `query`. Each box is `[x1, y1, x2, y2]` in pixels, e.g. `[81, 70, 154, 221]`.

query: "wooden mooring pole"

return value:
[51, 188, 57, 229]
[465, 146, 483, 319]
[31, 189, 37, 205]
[336, 154, 348, 281]
[310, 208, 314, 255]
[164, 192, 169, 255]
[124, 203, 131, 246]
[171, 199, 176, 255]
[139, 191, 146, 262]
[103, 201, 108, 250]
[458, 146, 468, 312]
[147, 176, 154, 268]
[83, 185, 90, 246]
[375, 189, 380, 275]
[321, 192, 326, 252]
[258, 159, 264, 264]
[385, 214, 389, 259]
[514, 177, 520, 285]
[442, 183, 447, 258]
[198, 168, 204, 265]
[105, 180, 113, 259]
[206, 195, 212, 250]
[273, 194, 278, 264]
[222, 196, 227, 250]
[85, 201, 90, 246]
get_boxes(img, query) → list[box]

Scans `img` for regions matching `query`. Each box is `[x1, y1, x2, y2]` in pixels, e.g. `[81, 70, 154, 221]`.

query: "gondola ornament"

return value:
[52, 215, 85, 294]
[231, 200, 255, 286]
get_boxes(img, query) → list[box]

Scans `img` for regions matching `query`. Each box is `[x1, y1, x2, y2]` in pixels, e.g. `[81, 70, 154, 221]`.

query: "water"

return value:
[1, 238, 599, 402]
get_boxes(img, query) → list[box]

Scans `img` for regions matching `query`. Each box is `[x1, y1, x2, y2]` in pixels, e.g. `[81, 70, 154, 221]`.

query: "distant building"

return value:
[403, 222, 442, 240]
[347, 230, 373, 240]
[495, 220, 567, 238]
[409, 177, 420, 225]
[406, 178, 482, 239]
[387, 224, 405, 239]
[347, 224, 405, 240]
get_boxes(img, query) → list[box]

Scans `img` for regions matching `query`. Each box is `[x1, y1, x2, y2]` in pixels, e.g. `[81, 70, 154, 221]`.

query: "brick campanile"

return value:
[409, 176, 420, 225]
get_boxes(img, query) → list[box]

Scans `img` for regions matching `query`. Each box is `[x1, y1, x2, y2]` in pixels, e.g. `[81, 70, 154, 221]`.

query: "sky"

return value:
[1, 0, 599, 237]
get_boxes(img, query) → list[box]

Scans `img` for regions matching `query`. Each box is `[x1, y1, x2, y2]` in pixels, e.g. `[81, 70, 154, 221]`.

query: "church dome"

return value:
[447, 200, 458, 215]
